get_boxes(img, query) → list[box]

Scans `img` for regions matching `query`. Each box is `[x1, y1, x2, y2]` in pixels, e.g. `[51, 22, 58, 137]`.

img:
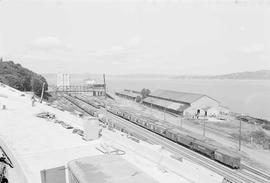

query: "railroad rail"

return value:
[60, 94, 270, 183]
[241, 164, 270, 181]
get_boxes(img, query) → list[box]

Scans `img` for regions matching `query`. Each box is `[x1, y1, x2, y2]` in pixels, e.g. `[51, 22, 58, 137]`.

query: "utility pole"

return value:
[103, 74, 107, 99]
[239, 117, 242, 151]
[203, 117, 206, 137]
[151, 103, 153, 115]
[163, 108, 166, 121]
[180, 115, 183, 129]
[105, 103, 108, 125]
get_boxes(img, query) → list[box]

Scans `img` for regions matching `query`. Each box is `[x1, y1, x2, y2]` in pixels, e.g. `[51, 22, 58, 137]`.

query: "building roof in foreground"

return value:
[68, 155, 158, 183]
[149, 89, 205, 104]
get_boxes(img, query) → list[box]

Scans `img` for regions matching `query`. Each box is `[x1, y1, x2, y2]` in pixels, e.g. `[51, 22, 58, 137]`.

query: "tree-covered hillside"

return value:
[0, 60, 48, 96]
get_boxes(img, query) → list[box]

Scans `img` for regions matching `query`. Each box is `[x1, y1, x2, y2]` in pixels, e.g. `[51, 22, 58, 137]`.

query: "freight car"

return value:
[153, 123, 168, 136]
[191, 140, 217, 159]
[214, 149, 241, 169]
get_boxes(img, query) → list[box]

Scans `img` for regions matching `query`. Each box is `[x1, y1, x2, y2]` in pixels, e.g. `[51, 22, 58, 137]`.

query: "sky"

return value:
[0, 0, 270, 75]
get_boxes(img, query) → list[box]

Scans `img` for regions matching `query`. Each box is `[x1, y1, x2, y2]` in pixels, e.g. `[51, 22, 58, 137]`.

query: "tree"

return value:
[31, 78, 43, 96]
[141, 88, 151, 99]
[0, 60, 48, 96]
[135, 95, 142, 102]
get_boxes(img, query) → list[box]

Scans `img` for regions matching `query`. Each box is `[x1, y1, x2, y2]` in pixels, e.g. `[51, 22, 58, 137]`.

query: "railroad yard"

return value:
[114, 97, 270, 172]
[49, 92, 270, 183]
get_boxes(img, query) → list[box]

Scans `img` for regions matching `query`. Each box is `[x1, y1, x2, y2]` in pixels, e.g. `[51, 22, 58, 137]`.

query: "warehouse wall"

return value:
[184, 96, 219, 116]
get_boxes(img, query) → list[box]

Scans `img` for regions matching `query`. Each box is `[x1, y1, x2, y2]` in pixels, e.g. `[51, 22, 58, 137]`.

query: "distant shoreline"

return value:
[43, 70, 270, 81]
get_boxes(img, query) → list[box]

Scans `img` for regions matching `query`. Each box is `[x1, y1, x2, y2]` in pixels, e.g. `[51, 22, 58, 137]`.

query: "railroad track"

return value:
[241, 164, 270, 181]
[105, 111, 269, 183]
[61, 95, 270, 183]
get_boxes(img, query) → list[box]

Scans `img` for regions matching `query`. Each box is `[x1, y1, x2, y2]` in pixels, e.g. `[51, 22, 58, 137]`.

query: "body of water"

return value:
[106, 78, 270, 120]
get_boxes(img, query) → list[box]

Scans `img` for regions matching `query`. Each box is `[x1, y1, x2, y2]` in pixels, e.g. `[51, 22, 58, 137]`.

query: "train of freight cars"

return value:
[106, 105, 241, 169]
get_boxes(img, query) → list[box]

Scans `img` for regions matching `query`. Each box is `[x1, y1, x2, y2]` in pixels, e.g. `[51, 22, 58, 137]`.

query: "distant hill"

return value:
[43, 70, 270, 86]
[171, 70, 270, 80]
[0, 60, 48, 95]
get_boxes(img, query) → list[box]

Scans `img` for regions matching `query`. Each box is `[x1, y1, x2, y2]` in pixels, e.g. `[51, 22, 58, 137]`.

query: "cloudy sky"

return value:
[0, 0, 270, 75]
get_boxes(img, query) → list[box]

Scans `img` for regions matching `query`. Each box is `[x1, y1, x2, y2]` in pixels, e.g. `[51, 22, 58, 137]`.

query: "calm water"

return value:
[106, 78, 270, 120]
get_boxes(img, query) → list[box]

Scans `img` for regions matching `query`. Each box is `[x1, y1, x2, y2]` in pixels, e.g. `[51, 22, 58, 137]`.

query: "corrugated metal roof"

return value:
[143, 97, 189, 111]
[149, 89, 205, 104]
[115, 91, 139, 98]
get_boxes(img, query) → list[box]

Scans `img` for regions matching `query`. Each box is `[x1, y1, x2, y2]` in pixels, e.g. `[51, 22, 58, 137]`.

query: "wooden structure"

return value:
[56, 84, 105, 96]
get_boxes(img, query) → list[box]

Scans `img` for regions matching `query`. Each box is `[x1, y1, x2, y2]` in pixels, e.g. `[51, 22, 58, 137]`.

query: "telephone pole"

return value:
[163, 108, 166, 121]
[239, 117, 242, 151]
[103, 74, 107, 99]
[180, 115, 183, 129]
[203, 118, 206, 137]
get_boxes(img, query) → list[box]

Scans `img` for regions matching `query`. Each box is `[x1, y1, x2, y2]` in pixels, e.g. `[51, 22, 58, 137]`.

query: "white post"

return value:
[239, 117, 242, 151]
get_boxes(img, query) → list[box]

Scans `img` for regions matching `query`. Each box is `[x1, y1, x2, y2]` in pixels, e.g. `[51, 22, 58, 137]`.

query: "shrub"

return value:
[0, 60, 48, 96]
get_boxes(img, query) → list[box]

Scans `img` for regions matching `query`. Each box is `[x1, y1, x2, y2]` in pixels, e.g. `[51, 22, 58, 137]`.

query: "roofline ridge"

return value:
[153, 89, 205, 96]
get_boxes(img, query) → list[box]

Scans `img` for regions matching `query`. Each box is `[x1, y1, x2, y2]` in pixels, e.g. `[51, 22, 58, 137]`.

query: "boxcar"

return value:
[214, 149, 241, 169]
[191, 140, 217, 159]
[177, 134, 194, 148]
[164, 129, 179, 142]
